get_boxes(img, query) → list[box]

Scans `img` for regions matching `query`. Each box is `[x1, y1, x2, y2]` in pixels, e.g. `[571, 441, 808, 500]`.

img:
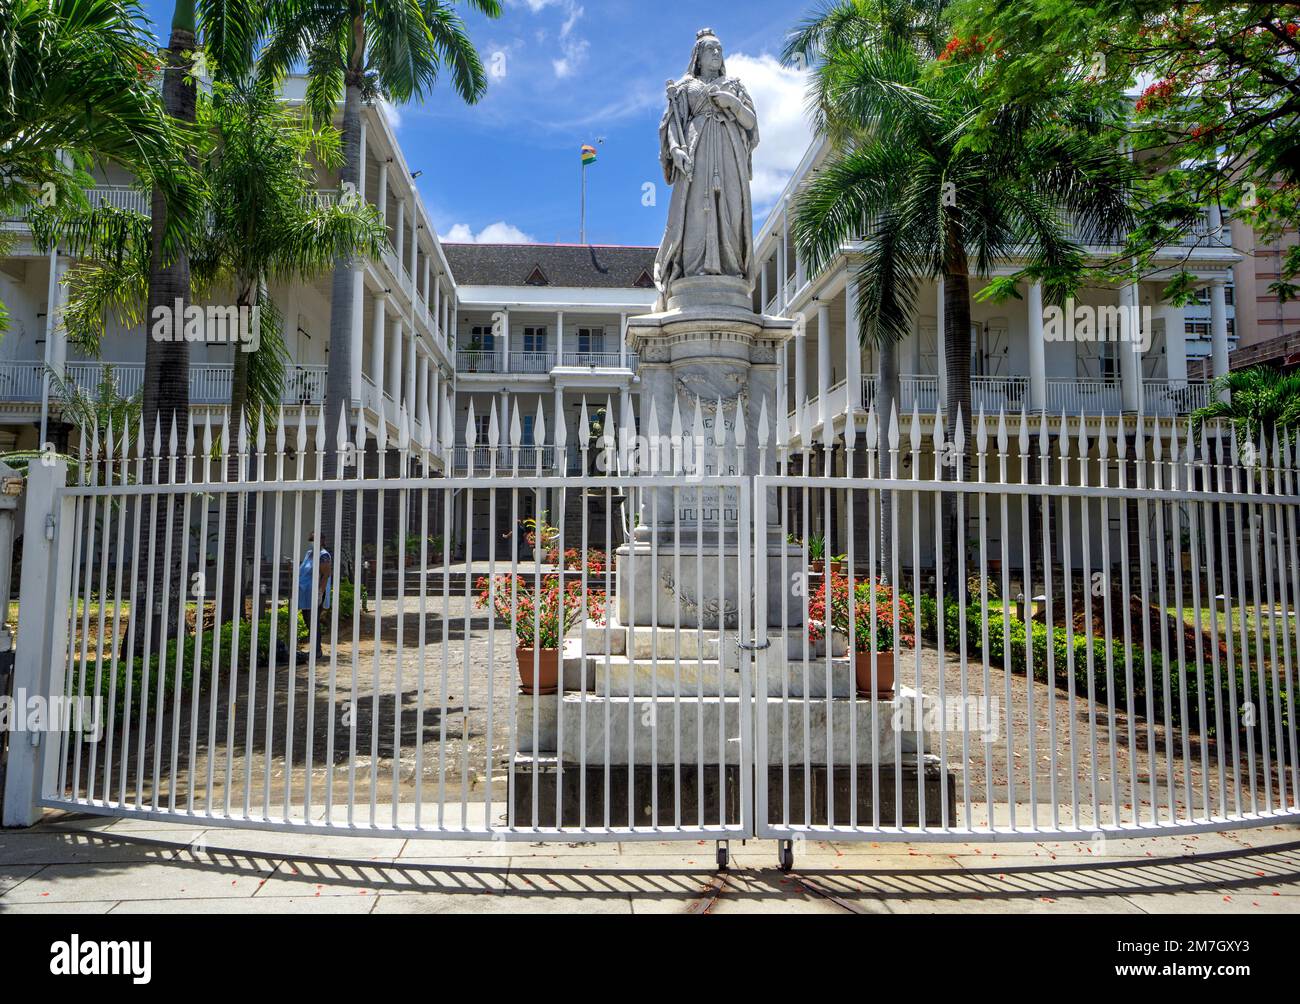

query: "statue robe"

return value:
[654, 74, 759, 298]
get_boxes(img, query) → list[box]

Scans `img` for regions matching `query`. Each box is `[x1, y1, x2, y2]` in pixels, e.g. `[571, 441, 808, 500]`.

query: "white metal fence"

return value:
[3, 399, 1297, 866]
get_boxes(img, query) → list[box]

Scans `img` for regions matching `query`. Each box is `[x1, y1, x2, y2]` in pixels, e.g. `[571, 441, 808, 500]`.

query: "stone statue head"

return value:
[686, 27, 726, 80]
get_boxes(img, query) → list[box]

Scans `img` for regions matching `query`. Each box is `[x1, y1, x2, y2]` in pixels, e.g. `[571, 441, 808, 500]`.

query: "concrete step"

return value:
[514, 690, 931, 766]
[579, 654, 854, 698]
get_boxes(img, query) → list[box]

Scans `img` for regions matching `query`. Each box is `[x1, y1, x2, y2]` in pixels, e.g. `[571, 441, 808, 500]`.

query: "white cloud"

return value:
[380, 99, 401, 129]
[726, 53, 813, 212]
[441, 221, 537, 244]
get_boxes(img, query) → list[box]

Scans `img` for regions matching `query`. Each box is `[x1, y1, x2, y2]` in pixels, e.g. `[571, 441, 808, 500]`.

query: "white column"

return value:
[1120, 284, 1143, 413]
[936, 278, 947, 404]
[417, 354, 429, 433]
[405, 326, 417, 416]
[844, 273, 861, 411]
[760, 261, 769, 312]
[500, 307, 510, 372]
[430, 366, 441, 446]
[816, 301, 831, 425]
[619, 312, 628, 367]
[395, 199, 405, 269]
[433, 275, 441, 334]
[1210, 276, 1230, 401]
[556, 310, 564, 365]
[422, 255, 431, 316]
[794, 316, 807, 422]
[1162, 301, 1188, 388]
[349, 124, 368, 412]
[777, 203, 788, 313]
[370, 297, 386, 404]
[1026, 281, 1046, 412]
[377, 162, 388, 226]
[387, 317, 402, 400]
[553, 385, 564, 449]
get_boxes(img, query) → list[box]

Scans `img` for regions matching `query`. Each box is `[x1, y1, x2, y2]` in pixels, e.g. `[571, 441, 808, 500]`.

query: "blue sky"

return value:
[138, 1, 815, 246]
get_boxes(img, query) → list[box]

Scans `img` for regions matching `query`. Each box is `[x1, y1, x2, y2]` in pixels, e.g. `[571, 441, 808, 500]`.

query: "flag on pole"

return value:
[581, 144, 598, 166]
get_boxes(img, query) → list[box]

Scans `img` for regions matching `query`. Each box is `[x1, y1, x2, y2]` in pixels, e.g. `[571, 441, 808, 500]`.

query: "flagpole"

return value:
[580, 160, 586, 245]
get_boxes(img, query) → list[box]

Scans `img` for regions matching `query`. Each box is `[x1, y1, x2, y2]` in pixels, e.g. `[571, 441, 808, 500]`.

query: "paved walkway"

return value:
[1, 812, 1298, 914]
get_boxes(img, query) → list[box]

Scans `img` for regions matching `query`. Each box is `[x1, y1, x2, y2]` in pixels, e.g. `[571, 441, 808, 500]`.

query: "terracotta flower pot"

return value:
[830, 560, 846, 575]
[853, 650, 895, 699]
[809, 560, 825, 574]
[516, 646, 560, 695]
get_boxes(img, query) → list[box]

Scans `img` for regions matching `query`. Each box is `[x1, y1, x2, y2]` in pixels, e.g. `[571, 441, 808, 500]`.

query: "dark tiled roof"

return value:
[442, 243, 658, 289]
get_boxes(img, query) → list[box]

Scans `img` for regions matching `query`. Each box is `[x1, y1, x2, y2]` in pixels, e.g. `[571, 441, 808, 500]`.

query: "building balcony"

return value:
[0, 360, 328, 408]
[454, 349, 639, 376]
[792, 373, 1213, 431]
[451, 445, 557, 473]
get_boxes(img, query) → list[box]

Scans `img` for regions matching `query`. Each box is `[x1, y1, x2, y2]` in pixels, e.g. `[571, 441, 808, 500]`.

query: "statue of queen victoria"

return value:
[653, 28, 760, 305]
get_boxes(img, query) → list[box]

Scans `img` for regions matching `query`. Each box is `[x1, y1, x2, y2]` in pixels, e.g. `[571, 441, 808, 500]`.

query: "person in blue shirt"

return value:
[296, 537, 333, 662]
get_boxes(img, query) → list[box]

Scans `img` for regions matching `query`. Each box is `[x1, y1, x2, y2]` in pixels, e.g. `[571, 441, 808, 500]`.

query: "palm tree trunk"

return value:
[877, 334, 899, 582]
[322, 42, 366, 579]
[942, 243, 972, 602]
[136, 14, 195, 652]
[217, 283, 255, 626]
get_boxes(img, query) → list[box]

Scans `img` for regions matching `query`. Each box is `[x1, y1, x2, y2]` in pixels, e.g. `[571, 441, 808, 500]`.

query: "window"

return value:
[523, 326, 547, 353]
[521, 415, 535, 446]
[472, 412, 492, 443]
[1192, 284, 1235, 306]
[578, 327, 605, 353]
[469, 324, 494, 351]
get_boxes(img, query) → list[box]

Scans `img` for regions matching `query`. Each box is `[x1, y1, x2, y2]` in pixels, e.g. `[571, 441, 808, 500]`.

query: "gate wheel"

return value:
[715, 841, 729, 872]
[778, 839, 794, 872]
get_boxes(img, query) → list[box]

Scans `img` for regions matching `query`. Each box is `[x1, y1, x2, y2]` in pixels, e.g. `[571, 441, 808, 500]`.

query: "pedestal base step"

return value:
[514, 690, 932, 765]
[509, 759, 955, 829]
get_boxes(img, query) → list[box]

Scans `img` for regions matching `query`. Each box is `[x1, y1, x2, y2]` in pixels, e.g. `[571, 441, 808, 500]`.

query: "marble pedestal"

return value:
[618, 276, 794, 628]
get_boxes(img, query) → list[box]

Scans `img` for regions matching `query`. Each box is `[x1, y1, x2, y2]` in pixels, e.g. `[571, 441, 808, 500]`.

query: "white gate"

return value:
[754, 406, 1300, 850]
[4, 404, 754, 849]
[5, 399, 1299, 865]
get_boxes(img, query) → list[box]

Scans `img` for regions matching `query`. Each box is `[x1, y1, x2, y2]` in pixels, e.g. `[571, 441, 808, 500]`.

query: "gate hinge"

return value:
[44, 513, 55, 541]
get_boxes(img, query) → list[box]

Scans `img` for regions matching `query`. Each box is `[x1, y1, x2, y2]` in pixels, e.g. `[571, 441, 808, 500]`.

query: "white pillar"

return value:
[760, 262, 770, 312]
[433, 275, 441, 334]
[1162, 301, 1188, 388]
[422, 256, 431, 316]
[405, 326, 417, 416]
[619, 312, 628, 367]
[370, 297, 386, 403]
[844, 273, 861, 411]
[500, 307, 510, 372]
[1210, 276, 1230, 401]
[556, 310, 564, 365]
[1026, 281, 1046, 412]
[817, 301, 831, 425]
[377, 162, 388, 226]
[794, 316, 807, 422]
[553, 385, 564, 448]
[396, 199, 405, 269]
[417, 354, 429, 433]
[936, 278, 947, 403]
[1120, 284, 1143, 413]
[777, 203, 788, 313]
[431, 366, 441, 445]
[387, 317, 402, 401]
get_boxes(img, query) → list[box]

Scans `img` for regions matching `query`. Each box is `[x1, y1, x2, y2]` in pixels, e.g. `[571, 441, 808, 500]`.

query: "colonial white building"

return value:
[751, 135, 1236, 447]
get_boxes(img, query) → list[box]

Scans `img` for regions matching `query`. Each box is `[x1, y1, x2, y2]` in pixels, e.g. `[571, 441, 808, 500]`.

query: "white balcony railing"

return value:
[510, 351, 555, 374]
[0, 361, 327, 407]
[452, 445, 556, 472]
[1144, 379, 1211, 416]
[559, 351, 625, 368]
[1046, 378, 1123, 416]
[85, 185, 151, 215]
[456, 350, 502, 373]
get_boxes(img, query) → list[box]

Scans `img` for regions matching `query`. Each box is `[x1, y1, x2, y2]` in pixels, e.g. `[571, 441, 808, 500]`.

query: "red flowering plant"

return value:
[807, 575, 915, 654]
[475, 573, 605, 650]
[547, 546, 609, 577]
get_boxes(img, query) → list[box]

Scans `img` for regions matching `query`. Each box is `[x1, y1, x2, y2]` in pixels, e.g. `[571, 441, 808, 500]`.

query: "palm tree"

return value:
[788, 0, 1133, 588]
[258, 0, 500, 446]
[43, 77, 386, 621]
[0, 0, 200, 389]
[1193, 366, 1300, 453]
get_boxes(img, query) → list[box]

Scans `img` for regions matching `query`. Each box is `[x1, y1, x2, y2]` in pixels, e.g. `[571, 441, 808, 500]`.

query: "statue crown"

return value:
[697, 27, 716, 40]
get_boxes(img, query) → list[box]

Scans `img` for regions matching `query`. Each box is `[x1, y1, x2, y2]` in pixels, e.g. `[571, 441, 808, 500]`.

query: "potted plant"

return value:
[830, 553, 848, 576]
[808, 575, 914, 699]
[807, 534, 827, 574]
[475, 573, 605, 694]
